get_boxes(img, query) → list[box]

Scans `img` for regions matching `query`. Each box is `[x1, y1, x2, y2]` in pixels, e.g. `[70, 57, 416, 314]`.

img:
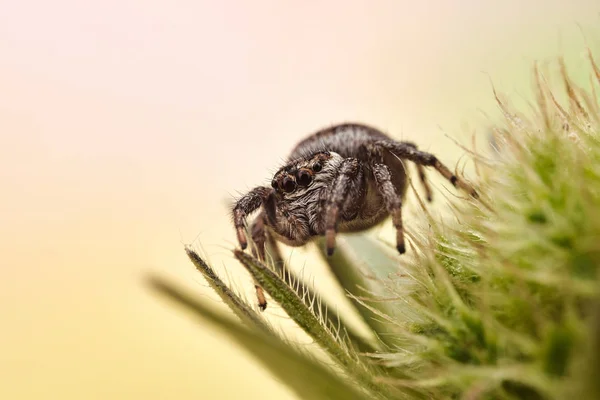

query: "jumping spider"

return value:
[232, 123, 478, 305]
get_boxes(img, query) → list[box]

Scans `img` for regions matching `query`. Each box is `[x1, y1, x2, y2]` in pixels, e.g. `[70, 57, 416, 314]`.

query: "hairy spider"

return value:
[232, 123, 478, 263]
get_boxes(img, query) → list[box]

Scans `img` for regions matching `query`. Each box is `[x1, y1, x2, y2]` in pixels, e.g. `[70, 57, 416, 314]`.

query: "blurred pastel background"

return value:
[1, 1, 599, 399]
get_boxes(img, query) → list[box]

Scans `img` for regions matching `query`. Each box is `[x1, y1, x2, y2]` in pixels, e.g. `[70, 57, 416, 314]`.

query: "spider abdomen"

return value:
[289, 123, 390, 160]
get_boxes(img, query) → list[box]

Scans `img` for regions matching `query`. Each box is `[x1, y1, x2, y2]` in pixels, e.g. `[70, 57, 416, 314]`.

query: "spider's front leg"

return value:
[250, 190, 282, 263]
[232, 186, 273, 250]
[232, 187, 276, 312]
[323, 158, 363, 255]
[250, 211, 268, 261]
[249, 209, 284, 270]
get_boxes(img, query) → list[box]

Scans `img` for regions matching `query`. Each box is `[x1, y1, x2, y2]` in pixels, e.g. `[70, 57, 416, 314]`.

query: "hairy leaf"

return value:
[234, 250, 397, 399]
[185, 246, 271, 334]
[147, 275, 370, 400]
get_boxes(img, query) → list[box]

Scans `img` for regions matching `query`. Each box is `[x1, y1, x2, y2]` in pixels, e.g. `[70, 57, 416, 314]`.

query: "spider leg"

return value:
[400, 142, 433, 201]
[248, 210, 275, 312]
[415, 164, 433, 202]
[250, 207, 284, 262]
[398, 141, 433, 202]
[371, 140, 479, 199]
[371, 161, 407, 254]
[249, 215, 269, 312]
[239, 190, 279, 312]
[232, 186, 273, 250]
[250, 211, 267, 261]
[323, 158, 362, 256]
[247, 194, 298, 311]
[360, 142, 407, 253]
[254, 285, 267, 311]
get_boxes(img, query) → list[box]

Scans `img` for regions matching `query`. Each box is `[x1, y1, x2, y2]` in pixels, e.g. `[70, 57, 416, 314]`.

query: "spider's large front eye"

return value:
[282, 176, 296, 193]
[296, 169, 312, 187]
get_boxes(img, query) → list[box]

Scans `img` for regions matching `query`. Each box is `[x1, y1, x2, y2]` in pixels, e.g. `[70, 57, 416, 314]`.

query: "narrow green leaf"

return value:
[285, 269, 381, 354]
[147, 275, 370, 400]
[268, 246, 381, 354]
[185, 246, 271, 334]
[234, 250, 396, 399]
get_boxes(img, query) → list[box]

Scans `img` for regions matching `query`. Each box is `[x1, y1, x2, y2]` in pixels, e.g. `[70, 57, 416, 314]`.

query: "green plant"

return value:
[147, 48, 600, 399]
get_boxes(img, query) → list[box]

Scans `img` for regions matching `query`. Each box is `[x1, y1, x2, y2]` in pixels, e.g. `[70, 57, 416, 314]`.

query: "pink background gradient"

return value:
[1, 1, 599, 399]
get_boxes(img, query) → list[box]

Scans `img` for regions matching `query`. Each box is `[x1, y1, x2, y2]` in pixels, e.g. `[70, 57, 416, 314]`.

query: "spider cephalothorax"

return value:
[270, 151, 337, 198]
[232, 123, 478, 263]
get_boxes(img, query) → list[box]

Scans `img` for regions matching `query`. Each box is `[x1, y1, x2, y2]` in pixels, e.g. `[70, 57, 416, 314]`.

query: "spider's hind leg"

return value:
[374, 140, 479, 199]
[401, 142, 433, 202]
[415, 163, 433, 202]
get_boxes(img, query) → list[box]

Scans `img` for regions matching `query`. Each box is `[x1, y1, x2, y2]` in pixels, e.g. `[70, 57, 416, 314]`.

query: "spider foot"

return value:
[325, 228, 336, 256]
[395, 224, 406, 254]
[255, 285, 267, 311]
[450, 175, 479, 199]
[236, 227, 248, 250]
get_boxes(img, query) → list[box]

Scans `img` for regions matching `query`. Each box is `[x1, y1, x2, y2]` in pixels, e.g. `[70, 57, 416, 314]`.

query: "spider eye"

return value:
[282, 176, 296, 193]
[271, 179, 278, 190]
[296, 169, 312, 187]
[313, 162, 322, 172]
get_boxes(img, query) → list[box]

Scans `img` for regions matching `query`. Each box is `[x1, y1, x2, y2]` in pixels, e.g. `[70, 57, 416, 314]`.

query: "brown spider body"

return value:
[270, 125, 409, 246]
[232, 123, 478, 261]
